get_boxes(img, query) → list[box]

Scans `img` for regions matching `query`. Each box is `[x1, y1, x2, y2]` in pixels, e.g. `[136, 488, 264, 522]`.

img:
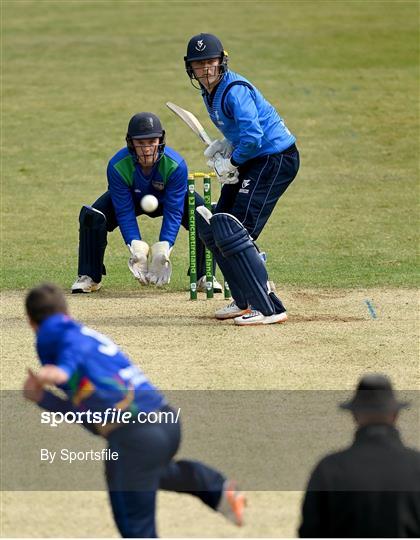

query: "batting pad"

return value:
[196, 208, 247, 309]
[211, 213, 284, 316]
[77, 206, 107, 283]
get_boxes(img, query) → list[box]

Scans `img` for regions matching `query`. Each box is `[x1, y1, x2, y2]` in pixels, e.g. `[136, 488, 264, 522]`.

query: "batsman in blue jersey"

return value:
[71, 112, 221, 294]
[184, 34, 300, 326]
[23, 283, 245, 537]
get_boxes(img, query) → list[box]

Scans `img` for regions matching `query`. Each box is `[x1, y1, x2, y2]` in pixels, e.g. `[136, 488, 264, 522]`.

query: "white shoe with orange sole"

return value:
[215, 301, 251, 320]
[71, 275, 102, 294]
[234, 309, 288, 326]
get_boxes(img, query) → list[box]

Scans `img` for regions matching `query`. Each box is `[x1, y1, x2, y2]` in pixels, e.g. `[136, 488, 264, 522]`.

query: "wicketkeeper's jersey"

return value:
[107, 146, 187, 246]
[36, 313, 165, 415]
[202, 70, 296, 165]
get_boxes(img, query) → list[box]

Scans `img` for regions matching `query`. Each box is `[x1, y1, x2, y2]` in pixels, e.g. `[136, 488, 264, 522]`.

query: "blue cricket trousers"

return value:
[105, 406, 225, 538]
[215, 144, 300, 240]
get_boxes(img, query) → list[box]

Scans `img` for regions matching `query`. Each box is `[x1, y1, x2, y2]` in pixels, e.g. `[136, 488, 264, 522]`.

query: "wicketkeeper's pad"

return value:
[78, 205, 107, 283]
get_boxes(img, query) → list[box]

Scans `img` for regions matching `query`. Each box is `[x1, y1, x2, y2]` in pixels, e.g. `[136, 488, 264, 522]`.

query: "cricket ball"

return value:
[140, 195, 159, 213]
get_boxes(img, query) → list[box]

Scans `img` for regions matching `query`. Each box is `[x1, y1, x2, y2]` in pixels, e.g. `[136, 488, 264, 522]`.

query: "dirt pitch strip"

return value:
[1, 287, 418, 537]
[2, 287, 418, 391]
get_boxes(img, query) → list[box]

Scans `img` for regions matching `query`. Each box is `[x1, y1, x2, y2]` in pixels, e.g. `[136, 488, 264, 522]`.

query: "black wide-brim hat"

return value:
[339, 374, 410, 413]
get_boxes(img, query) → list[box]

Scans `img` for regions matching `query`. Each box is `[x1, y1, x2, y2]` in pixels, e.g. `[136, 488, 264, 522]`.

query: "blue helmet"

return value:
[184, 33, 228, 85]
[126, 112, 166, 164]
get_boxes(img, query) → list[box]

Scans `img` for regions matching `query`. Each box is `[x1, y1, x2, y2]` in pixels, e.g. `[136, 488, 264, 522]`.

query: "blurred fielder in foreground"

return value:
[184, 33, 299, 326]
[23, 283, 245, 538]
[299, 374, 420, 537]
[71, 112, 221, 294]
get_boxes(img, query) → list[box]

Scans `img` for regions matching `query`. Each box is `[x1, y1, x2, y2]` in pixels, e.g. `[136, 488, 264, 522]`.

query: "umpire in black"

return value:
[299, 374, 420, 537]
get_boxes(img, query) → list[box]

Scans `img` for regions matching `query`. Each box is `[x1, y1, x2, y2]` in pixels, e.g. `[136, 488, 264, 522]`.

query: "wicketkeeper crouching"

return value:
[71, 112, 222, 294]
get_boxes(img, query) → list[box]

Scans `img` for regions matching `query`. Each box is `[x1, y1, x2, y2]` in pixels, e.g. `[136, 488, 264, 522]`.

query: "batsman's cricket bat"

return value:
[166, 101, 212, 147]
[166, 101, 236, 184]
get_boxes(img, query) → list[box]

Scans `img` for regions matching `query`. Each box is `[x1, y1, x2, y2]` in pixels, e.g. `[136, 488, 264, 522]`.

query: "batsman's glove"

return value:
[204, 138, 233, 160]
[128, 240, 149, 285]
[146, 241, 172, 286]
[208, 155, 239, 185]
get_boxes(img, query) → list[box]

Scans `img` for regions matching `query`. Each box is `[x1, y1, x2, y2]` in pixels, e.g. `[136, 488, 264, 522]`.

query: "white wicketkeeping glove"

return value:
[208, 155, 239, 185]
[146, 241, 172, 286]
[127, 240, 149, 285]
[204, 138, 233, 160]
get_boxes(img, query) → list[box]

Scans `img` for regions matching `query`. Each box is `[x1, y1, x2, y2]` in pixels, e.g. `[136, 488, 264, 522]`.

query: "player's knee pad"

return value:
[211, 213, 280, 316]
[196, 207, 247, 309]
[78, 205, 107, 283]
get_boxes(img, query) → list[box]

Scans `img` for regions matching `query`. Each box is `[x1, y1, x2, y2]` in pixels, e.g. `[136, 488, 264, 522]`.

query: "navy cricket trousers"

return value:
[85, 190, 208, 279]
[105, 406, 225, 538]
[215, 145, 300, 240]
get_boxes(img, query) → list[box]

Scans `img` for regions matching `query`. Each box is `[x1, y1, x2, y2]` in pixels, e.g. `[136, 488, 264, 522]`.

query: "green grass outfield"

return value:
[2, 0, 418, 292]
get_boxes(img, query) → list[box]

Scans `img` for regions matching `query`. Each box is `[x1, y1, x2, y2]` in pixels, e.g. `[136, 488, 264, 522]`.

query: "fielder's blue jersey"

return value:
[107, 146, 188, 246]
[202, 70, 296, 165]
[36, 313, 165, 415]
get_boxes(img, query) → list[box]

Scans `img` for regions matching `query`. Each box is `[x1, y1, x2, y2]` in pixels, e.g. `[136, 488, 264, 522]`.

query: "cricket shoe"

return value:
[215, 300, 251, 320]
[197, 275, 223, 293]
[234, 309, 288, 326]
[71, 275, 102, 294]
[218, 480, 246, 527]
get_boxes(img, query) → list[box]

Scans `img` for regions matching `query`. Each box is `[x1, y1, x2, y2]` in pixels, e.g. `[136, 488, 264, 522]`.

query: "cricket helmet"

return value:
[184, 33, 228, 83]
[126, 112, 166, 163]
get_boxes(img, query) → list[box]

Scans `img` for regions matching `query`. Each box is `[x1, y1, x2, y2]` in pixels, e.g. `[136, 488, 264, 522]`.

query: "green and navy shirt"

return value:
[107, 146, 187, 246]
